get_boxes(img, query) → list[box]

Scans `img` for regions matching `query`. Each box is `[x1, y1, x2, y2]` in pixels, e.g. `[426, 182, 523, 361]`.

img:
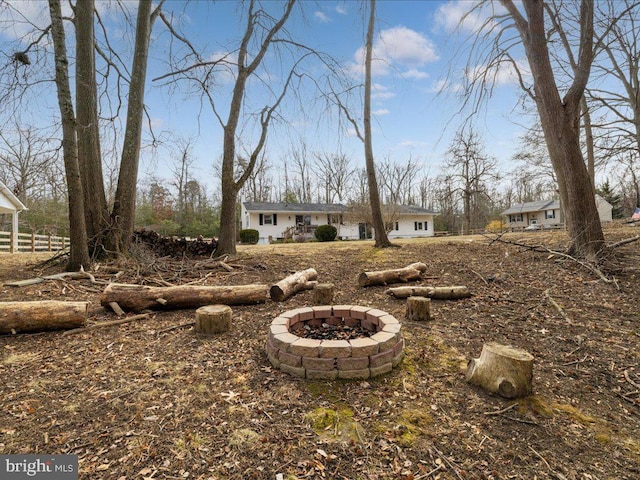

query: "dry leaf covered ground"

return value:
[1, 229, 639, 480]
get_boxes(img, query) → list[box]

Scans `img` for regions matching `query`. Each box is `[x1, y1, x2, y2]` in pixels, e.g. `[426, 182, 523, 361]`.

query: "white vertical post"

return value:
[11, 211, 19, 253]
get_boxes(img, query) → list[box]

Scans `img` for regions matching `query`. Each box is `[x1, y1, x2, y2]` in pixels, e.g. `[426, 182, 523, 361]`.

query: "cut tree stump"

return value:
[466, 342, 534, 399]
[100, 283, 269, 313]
[0, 301, 88, 334]
[358, 262, 427, 287]
[405, 296, 431, 321]
[270, 268, 318, 302]
[313, 283, 334, 305]
[386, 285, 471, 300]
[195, 305, 232, 335]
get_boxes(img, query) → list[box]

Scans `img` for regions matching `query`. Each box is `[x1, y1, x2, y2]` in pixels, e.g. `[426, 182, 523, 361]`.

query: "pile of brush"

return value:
[133, 229, 217, 258]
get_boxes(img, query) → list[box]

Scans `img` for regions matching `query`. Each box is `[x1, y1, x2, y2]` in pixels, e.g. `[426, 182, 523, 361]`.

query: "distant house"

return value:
[241, 202, 437, 244]
[501, 195, 613, 229]
[595, 195, 614, 222]
[0, 179, 28, 252]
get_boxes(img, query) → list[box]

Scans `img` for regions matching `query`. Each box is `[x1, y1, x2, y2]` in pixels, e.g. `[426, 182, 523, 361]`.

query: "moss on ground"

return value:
[305, 406, 363, 443]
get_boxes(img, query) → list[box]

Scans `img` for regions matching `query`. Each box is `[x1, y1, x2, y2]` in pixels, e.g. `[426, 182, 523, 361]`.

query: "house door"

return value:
[295, 215, 311, 226]
[358, 223, 372, 240]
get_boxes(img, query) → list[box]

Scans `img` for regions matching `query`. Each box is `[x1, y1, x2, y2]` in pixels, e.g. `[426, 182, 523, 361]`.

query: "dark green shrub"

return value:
[315, 224, 337, 242]
[239, 229, 259, 244]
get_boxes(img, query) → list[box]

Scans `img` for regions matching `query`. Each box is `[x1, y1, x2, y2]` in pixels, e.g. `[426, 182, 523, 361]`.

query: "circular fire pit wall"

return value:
[266, 305, 404, 380]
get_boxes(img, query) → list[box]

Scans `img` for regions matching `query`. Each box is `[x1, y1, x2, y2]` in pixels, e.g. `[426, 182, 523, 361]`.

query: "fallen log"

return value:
[466, 343, 534, 399]
[358, 262, 427, 287]
[0, 301, 87, 334]
[386, 285, 471, 300]
[100, 283, 269, 312]
[270, 268, 318, 302]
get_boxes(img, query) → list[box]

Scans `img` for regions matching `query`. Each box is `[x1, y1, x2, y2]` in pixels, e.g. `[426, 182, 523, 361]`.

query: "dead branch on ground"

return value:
[63, 313, 151, 335]
[484, 234, 619, 289]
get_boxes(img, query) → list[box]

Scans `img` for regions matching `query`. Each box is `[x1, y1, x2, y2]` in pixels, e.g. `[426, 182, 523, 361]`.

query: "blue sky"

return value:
[0, 1, 531, 194]
[137, 0, 529, 190]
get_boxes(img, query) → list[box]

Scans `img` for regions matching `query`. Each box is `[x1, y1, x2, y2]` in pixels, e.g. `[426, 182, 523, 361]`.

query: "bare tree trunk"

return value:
[215, 0, 296, 256]
[464, 186, 471, 235]
[48, 0, 90, 271]
[110, 0, 158, 254]
[75, 0, 110, 256]
[501, 0, 605, 261]
[581, 97, 596, 188]
[364, 0, 392, 248]
[217, 180, 239, 255]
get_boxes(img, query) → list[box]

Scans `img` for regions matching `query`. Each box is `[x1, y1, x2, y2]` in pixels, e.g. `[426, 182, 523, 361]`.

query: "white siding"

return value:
[336, 223, 360, 240]
[596, 196, 613, 222]
[241, 206, 360, 243]
[0, 190, 15, 213]
[242, 204, 435, 243]
[388, 215, 435, 238]
[507, 210, 560, 228]
[242, 209, 296, 244]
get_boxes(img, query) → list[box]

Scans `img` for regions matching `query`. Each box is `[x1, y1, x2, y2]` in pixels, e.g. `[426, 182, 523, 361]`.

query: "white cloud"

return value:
[349, 26, 438, 78]
[314, 11, 330, 23]
[336, 5, 347, 15]
[429, 78, 463, 94]
[147, 117, 164, 130]
[433, 0, 505, 34]
[346, 127, 360, 138]
[0, 1, 60, 42]
[372, 108, 390, 116]
[399, 140, 428, 148]
[377, 26, 439, 66]
[467, 58, 530, 87]
[401, 69, 429, 80]
[0, 0, 132, 44]
[205, 51, 238, 83]
[371, 83, 396, 101]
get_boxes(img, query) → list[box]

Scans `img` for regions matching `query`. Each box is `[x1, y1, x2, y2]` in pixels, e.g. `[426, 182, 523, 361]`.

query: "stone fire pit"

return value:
[265, 305, 404, 380]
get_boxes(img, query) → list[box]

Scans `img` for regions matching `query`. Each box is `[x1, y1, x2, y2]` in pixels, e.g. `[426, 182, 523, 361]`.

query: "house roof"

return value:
[243, 202, 437, 216]
[393, 204, 438, 215]
[243, 202, 348, 213]
[0, 179, 28, 214]
[501, 199, 559, 216]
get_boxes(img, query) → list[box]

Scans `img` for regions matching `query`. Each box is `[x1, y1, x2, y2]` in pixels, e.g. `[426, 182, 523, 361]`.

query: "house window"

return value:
[328, 213, 343, 225]
[509, 214, 523, 223]
[545, 210, 556, 219]
[414, 222, 423, 231]
[259, 213, 277, 226]
[395, 222, 399, 231]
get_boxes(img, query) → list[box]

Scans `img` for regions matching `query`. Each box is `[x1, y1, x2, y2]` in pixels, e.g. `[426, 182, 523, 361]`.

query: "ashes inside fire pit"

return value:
[265, 305, 404, 380]
[296, 323, 374, 340]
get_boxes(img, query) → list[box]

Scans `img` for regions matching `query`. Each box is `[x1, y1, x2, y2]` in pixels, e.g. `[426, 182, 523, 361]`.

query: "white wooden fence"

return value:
[0, 231, 70, 253]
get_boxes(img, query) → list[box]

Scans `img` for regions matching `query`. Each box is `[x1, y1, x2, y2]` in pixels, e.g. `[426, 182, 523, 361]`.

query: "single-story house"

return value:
[241, 202, 437, 244]
[501, 195, 613, 229]
[0, 179, 28, 252]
